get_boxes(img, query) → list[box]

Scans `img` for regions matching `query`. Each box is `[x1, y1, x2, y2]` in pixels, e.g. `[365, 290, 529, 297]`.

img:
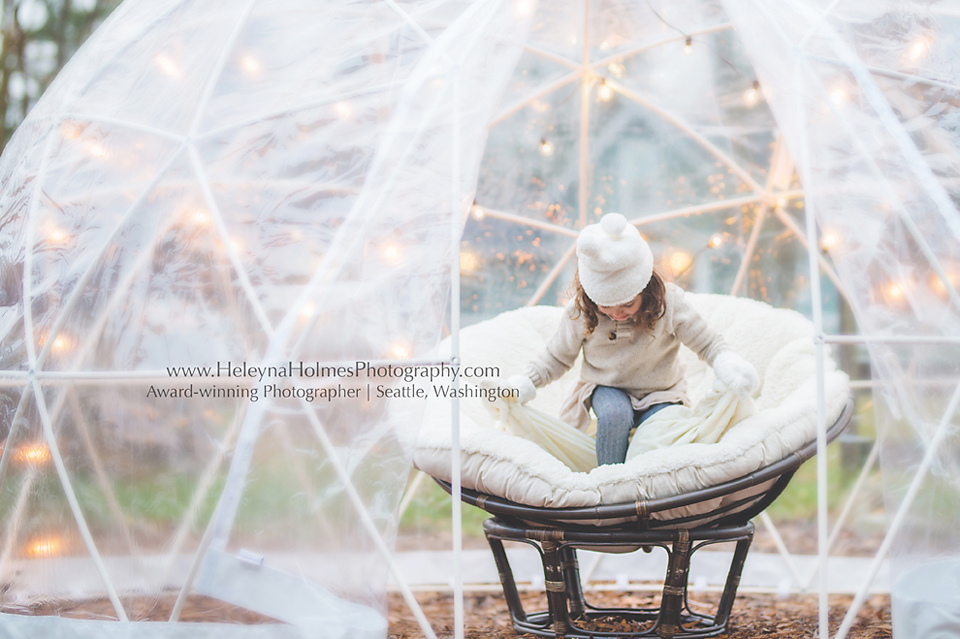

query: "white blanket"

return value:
[484, 380, 757, 472]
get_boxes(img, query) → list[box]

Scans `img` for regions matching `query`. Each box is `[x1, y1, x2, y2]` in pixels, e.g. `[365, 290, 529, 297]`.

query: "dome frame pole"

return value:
[792, 46, 831, 639]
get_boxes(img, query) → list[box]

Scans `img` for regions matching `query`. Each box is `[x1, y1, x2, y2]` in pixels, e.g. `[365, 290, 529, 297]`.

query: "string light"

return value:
[597, 80, 614, 102]
[240, 54, 262, 77]
[708, 234, 723, 248]
[47, 226, 69, 243]
[743, 80, 760, 107]
[300, 301, 316, 319]
[388, 343, 411, 359]
[668, 251, 693, 274]
[333, 101, 353, 119]
[683, 37, 693, 55]
[539, 138, 553, 156]
[154, 53, 182, 79]
[829, 85, 848, 105]
[820, 230, 841, 252]
[190, 208, 211, 225]
[884, 280, 905, 301]
[381, 242, 404, 265]
[86, 141, 108, 158]
[513, 0, 534, 18]
[930, 270, 958, 298]
[60, 122, 82, 140]
[907, 36, 932, 61]
[472, 204, 485, 219]
[25, 535, 64, 558]
[15, 443, 50, 465]
[460, 251, 480, 273]
[608, 62, 624, 78]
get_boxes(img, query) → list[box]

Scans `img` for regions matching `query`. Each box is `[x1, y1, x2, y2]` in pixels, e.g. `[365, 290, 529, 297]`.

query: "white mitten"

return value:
[712, 351, 759, 399]
[506, 375, 537, 404]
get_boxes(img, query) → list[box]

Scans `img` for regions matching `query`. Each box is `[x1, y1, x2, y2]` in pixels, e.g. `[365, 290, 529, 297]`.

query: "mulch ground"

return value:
[2, 589, 892, 638]
[1, 594, 277, 623]
[387, 590, 892, 639]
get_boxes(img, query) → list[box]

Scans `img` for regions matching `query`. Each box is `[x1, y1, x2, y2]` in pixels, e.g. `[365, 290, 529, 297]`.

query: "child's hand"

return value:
[506, 375, 537, 404]
[712, 351, 759, 399]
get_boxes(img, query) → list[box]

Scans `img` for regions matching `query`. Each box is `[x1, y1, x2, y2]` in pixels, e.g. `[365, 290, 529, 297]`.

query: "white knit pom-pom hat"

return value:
[576, 213, 654, 307]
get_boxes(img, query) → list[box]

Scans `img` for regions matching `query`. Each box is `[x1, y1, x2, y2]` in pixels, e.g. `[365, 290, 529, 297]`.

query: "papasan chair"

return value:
[414, 293, 852, 638]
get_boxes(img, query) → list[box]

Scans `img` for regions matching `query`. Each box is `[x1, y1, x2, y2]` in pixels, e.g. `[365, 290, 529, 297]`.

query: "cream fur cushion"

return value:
[413, 294, 850, 524]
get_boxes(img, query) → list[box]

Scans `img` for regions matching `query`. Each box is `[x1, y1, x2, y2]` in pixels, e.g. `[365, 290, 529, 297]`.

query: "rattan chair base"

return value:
[483, 517, 754, 639]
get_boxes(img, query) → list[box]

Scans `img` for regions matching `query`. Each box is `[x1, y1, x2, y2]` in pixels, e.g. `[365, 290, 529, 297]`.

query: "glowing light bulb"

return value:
[513, 0, 534, 18]
[333, 101, 352, 119]
[597, 81, 614, 102]
[820, 230, 841, 252]
[51, 336, 71, 352]
[683, 37, 693, 55]
[608, 62, 624, 78]
[381, 242, 403, 264]
[930, 271, 958, 297]
[60, 122, 81, 140]
[908, 36, 931, 61]
[777, 198, 787, 208]
[26, 535, 64, 558]
[539, 138, 554, 156]
[460, 251, 480, 272]
[48, 227, 69, 243]
[388, 343, 410, 359]
[190, 209, 211, 225]
[87, 142, 108, 158]
[473, 205, 484, 219]
[16, 444, 50, 465]
[669, 251, 693, 274]
[154, 53, 182, 79]
[743, 81, 760, 107]
[240, 54, 262, 76]
[885, 281, 905, 300]
[300, 301, 316, 318]
[829, 86, 848, 105]
[708, 234, 723, 248]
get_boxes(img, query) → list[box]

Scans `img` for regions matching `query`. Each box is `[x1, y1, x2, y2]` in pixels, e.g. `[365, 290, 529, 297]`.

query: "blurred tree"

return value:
[0, 0, 120, 151]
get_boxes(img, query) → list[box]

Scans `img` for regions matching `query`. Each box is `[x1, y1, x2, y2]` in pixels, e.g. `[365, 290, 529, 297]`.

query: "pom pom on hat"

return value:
[577, 213, 654, 307]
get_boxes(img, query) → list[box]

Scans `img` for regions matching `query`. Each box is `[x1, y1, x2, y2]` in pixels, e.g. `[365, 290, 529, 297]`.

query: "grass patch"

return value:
[399, 477, 489, 541]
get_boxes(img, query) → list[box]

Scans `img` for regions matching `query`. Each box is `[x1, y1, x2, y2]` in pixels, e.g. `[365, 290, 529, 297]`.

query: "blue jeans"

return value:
[591, 386, 676, 466]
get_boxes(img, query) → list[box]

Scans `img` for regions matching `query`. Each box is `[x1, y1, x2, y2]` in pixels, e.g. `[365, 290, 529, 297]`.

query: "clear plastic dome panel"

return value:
[0, 0, 530, 635]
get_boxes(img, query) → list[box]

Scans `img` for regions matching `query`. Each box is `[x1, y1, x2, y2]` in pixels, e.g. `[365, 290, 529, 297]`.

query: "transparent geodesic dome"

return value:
[0, 1, 529, 636]
[1, 0, 959, 638]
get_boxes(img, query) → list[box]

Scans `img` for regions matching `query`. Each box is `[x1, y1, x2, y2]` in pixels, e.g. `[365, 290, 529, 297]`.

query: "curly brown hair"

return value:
[570, 270, 666, 336]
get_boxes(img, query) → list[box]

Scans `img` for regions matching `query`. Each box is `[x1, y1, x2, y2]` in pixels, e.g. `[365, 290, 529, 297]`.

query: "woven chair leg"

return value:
[485, 534, 527, 623]
[657, 530, 692, 639]
[542, 541, 572, 637]
[559, 545, 586, 618]
[713, 527, 754, 627]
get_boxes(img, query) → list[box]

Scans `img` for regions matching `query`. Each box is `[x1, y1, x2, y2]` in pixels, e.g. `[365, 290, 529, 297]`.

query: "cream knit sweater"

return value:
[524, 283, 728, 431]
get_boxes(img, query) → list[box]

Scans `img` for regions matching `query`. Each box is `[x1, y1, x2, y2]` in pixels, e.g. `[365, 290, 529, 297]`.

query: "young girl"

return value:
[509, 213, 758, 466]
